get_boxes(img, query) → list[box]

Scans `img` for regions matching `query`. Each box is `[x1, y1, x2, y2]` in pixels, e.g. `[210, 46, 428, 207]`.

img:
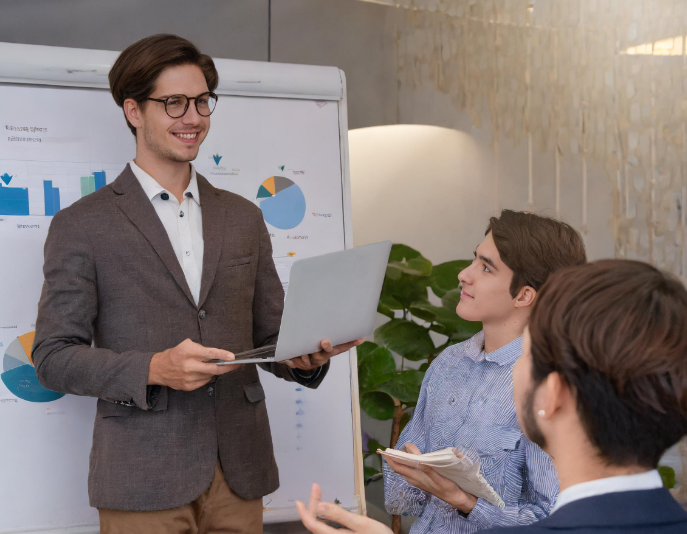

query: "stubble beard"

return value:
[142, 122, 200, 164]
[522, 385, 547, 449]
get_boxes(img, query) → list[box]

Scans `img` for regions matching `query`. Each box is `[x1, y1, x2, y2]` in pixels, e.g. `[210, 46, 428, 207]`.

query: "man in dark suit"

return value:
[298, 259, 687, 534]
[32, 34, 360, 534]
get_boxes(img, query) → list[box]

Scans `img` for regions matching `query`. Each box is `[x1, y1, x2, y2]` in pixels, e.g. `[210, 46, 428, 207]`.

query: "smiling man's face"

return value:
[456, 231, 517, 324]
[136, 63, 211, 164]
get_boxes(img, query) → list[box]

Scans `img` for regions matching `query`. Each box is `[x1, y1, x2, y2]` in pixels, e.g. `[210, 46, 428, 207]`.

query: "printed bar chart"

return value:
[0, 183, 30, 215]
[80, 171, 107, 199]
[80, 175, 95, 197]
[43, 180, 61, 216]
[94, 171, 106, 190]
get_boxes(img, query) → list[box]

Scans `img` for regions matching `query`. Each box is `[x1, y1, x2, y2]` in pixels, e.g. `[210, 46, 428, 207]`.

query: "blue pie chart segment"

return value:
[1, 335, 65, 403]
[258, 177, 306, 230]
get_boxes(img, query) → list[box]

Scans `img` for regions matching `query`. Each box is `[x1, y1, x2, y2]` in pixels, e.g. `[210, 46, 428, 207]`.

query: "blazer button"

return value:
[199, 310, 206, 319]
[207, 385, 214, 397]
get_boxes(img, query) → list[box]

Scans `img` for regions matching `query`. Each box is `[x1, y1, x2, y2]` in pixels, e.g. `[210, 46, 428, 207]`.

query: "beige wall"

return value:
[349, 125, 494, 263]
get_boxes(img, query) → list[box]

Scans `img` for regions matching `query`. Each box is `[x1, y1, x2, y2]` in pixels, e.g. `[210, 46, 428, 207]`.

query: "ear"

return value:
[513, 285, 537, 309]
[539, 371, 568, 420]
[123, 98, 144, 130]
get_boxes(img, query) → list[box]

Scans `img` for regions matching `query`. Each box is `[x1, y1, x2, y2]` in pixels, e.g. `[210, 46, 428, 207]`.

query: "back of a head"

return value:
[486, 210, 587, 297]
[108, 34, 218, 136]
[529, 259, 687, 468]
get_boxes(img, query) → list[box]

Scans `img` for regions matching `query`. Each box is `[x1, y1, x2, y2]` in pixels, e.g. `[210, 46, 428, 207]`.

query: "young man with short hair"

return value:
[32, 34, 358, 533]
[481, 259, 687, 533]
[296, 259, 687, 534]
[382, 210, 586, 533]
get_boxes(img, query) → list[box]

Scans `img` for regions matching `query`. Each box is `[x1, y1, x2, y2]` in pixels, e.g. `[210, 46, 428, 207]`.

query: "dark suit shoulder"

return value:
[480, 489, 687, 534]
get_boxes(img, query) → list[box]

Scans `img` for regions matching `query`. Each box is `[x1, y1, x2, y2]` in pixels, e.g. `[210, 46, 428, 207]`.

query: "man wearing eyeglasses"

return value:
[31, 34, 359, 534]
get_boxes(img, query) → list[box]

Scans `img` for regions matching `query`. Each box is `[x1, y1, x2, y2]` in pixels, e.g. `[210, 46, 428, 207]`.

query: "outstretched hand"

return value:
[284, 338, 364, 371]
[296, 483, 392, 534]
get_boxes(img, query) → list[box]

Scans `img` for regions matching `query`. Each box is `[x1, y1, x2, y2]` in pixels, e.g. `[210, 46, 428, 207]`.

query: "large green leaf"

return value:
[356, 341, 379, 366]
[376, 370, 425, 403]
[358, 346, 397, 392]
[441, 287, 462, 310]
[409, 298, 437, 322]
[411, 299, 466, 332]
[380, 274, 429, 310]
[374, 319, 435, 361]
[387, 244, 433, 277]
[377, 302, 395, 319]
[429, 260, 471, 297]
[360, 391, 395, 420]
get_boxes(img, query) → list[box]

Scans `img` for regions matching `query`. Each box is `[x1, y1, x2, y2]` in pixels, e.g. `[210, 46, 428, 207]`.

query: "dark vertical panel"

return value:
[270, 0, 400, 129]
[0, 0, 269, 61]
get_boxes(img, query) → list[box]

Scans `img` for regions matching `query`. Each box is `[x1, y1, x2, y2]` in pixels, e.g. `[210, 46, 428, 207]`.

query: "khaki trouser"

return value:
[99, 461, 263, 534]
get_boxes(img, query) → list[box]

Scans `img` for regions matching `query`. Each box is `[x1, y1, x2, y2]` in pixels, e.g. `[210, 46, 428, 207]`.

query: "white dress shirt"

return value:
[552, 469, 664, 513]
[130, 160, 204, 305]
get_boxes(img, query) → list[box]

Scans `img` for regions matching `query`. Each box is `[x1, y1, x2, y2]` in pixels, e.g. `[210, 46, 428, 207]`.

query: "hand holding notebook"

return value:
[379, 447, 505, 509]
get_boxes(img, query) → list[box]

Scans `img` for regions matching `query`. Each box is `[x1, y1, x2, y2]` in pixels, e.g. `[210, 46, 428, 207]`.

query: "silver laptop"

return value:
[214, 241, 392, 365]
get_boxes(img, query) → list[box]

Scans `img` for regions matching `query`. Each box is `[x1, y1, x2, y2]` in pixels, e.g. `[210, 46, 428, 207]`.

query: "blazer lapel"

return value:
[112, 164, 196, 308]
[197, 173, 225, 309]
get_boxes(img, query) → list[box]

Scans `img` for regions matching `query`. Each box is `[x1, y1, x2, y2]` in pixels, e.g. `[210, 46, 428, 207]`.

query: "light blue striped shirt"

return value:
[383, 331, 558, 533]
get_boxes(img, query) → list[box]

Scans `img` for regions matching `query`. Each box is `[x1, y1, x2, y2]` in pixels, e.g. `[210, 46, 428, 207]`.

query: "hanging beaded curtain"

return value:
[359, 0, 687, 504]
[366, 0, 687, 282]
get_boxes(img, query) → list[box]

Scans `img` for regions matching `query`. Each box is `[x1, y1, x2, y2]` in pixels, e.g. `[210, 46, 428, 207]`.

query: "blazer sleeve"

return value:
[32, 208, 159, 410]
[252, 214, 329, 388]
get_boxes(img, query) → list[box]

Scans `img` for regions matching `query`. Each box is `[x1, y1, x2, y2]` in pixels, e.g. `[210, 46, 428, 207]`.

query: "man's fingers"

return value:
[316, 502, 363, 531]
[331, 340, 361, 354]
[404, 443, 422, 455]
[214, 363, 242, 374]
[192, 361, 238, 376]
[308, 483, 322, 516]
[296, 501, 338, 534]
[319, 339, 333, 353]
[386, 457, 422, 480]
[200, 347, 235, 362]
[286, 355, 309, 370]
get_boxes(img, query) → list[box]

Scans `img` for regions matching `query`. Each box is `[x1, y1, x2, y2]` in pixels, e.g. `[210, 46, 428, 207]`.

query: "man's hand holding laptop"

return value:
[284, 338, 365, 371]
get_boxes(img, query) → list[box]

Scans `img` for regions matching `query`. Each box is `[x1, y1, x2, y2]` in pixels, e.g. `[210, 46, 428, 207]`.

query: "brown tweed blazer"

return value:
[32, 164, 328, 512]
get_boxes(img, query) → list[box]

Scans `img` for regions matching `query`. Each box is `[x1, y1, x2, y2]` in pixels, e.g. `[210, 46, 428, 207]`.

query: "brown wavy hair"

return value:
[529, 259, 687, 468]
[486, 210, 587, 297]
[109, 34, 219, 137]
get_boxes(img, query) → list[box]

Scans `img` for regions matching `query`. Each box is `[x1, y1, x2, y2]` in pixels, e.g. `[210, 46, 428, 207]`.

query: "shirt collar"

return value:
[129, 160, 200, 206]
[464, 331, 523, 366]
[552, 470, 663, 514]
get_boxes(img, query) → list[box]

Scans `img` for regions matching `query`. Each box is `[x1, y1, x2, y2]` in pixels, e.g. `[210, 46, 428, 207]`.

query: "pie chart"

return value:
[1, 331, 65, 403]
[257, 176, 306, 230]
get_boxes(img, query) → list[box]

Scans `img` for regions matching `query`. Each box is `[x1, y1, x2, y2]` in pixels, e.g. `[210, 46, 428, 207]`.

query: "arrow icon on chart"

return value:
[1, 173, 12, 185]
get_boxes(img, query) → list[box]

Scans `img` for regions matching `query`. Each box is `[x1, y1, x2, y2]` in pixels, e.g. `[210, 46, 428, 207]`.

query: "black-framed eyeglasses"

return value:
[145, 91, 218, 119]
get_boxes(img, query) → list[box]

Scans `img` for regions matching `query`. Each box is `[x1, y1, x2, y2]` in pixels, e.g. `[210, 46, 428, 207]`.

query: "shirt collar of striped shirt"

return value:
[464, 330, 523, 366]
